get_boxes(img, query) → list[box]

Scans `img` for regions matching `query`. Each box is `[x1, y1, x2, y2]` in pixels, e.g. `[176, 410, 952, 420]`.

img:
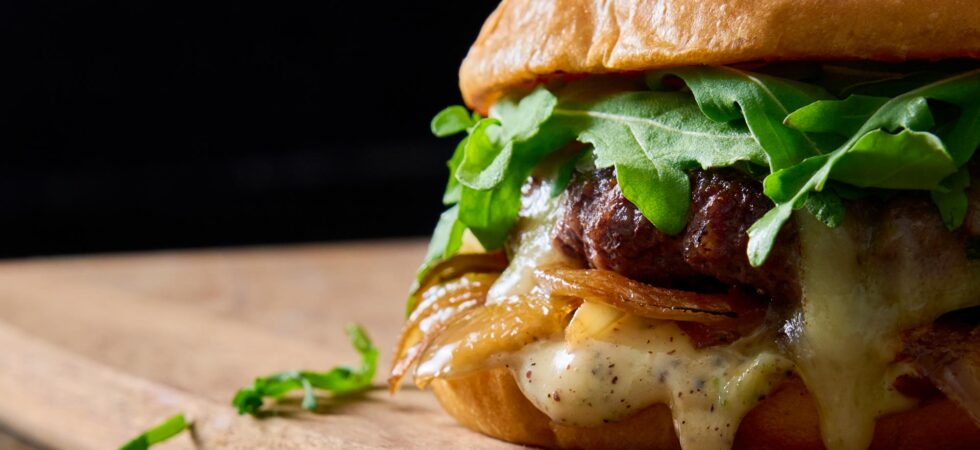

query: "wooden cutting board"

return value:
[0, 241, 523, 449]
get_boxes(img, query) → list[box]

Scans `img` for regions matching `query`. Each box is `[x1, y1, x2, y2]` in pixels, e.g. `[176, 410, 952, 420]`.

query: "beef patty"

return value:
[554, 167, 978, 303]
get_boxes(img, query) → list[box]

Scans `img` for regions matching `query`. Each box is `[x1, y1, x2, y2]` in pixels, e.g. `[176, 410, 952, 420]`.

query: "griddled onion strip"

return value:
[389, 273, 496, 392]
[393, 263, 759, 392]
[535, 268, 739, 323]
[412, 294, 578, 388]
[408, 252, 508, 315]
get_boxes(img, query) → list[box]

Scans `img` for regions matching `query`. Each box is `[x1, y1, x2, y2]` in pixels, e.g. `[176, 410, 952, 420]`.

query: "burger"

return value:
[390, 1, 980, 449]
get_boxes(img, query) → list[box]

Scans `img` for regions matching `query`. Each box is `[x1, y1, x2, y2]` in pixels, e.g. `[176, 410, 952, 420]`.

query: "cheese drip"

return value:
[792, 211, 980, 450]
[419, 180, 980, 450]
[477, 184, 794, 450]
[480, 185, 792, 450]
[487, 180, 576, 302]
[511, 315, 791, 450]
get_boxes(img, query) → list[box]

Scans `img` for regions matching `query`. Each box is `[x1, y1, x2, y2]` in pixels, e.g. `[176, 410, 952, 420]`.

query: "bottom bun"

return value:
[431, 368, 980, 450]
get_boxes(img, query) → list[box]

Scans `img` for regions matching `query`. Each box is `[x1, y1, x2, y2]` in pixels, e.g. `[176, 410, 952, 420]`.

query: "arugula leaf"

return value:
[830, 129, 956, 188]
[425, 66, 979, 272]
[784, 95, 889, 136]
[233, 324, 378, 415]
[788, 94, 935, 136]
[430, 105, 478, 137]
[749, 69, 980, 266]
[458, 165, 526, 249]
[559, 91, 769, 171]
[455, 118, 507, 190]
[588, 123, 690, 235]
[550, 148, 588, 197]
[119, 414, 188, 450]
[442, 137, 466, 205]
[455, 89, 558, 190]
[934, 99, 980, 167]
[558, 90, 766, 234]
[423, 206, 465, 269]
[747, 155, 829, 264]
[931, 167, 972, 230]
[805, 190, 844, 228]
[648, 66, 833, 170]
[409, 206, 466, 314]
[455, 87, 574, 249]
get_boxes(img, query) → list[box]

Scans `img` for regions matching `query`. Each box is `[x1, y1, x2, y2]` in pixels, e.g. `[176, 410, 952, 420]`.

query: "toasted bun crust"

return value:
[460, 0, 980, 112]
[431, 368, 980, 450]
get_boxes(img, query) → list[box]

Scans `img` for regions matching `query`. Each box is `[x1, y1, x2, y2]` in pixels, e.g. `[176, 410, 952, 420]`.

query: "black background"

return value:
[0, 1, 499, 257]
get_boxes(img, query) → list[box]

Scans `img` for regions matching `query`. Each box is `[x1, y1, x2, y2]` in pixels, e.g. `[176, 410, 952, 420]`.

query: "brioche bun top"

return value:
[459, 0, 980, 112]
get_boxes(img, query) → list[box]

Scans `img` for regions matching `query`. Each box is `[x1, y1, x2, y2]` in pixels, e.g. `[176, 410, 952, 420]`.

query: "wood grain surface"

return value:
[0, 241, 524, 449]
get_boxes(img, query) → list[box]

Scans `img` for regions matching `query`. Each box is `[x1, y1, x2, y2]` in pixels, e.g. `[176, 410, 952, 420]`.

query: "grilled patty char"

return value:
[554, 167, 978, 303]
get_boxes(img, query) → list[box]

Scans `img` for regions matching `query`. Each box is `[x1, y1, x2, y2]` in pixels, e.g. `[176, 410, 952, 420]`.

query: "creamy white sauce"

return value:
[510, 314, 791, 450]
[483, 185, 794, 450]
[790, 212, 980, 450]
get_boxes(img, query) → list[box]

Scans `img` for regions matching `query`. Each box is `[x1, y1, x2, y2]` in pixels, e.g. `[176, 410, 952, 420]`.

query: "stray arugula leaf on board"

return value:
[233, 324, 378, 414]
[118, 414, 188, 450]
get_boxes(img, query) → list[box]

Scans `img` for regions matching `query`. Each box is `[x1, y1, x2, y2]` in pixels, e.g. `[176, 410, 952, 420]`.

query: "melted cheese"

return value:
[478, 185, 795, 450]
[511, 315, 791, 450]
[487, 182, 575, 302]
[790, 212, 980, 450]
[419, 185, 980, 450]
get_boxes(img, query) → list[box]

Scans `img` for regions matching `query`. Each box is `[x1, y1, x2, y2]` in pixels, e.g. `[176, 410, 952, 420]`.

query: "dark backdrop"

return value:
[0, 1, 499, 257]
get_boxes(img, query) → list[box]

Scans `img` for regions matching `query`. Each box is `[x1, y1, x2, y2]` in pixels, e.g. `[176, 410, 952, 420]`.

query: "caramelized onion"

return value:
[412, 294, 578, 388]
[535, 268, 741, 324]
[390, 273, 497, 392]
[408, 252, 508, 314]
[903, 316, 980, 427]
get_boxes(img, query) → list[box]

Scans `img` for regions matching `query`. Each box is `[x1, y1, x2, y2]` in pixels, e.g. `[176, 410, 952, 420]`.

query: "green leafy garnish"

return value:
[563, 90, 766, 233]
[431, 105, 479, 137]
[648, 66, 833, 171]
[550, 148, 588, 197]
[119, 414, 188, 450]
[457, 89, 574, 249]
[415, 94, 574, 287]
[749, 69, 980, 265]
[783, 95, 890, 136]
[420, 66, 979, 283]
[408, 205, 466, 315]
[804, 190, 844, 228]
[932, 167, 972, 230]
[233, 324, 377, 414]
